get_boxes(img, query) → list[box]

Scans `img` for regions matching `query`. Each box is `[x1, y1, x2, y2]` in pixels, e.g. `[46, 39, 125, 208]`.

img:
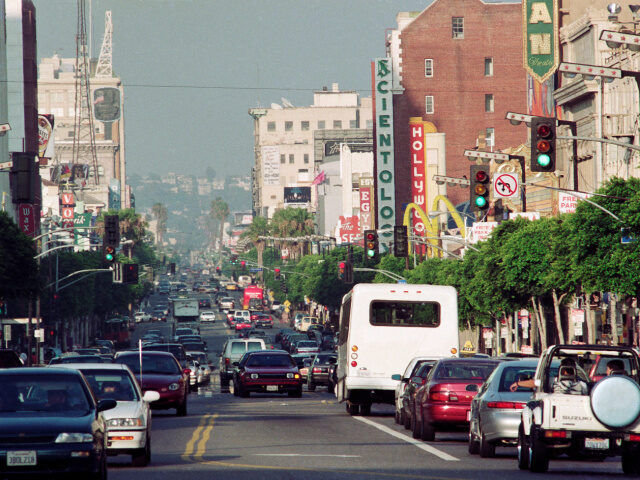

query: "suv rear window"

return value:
[230, 343, 247, 354]
[247, 341, 263, 351]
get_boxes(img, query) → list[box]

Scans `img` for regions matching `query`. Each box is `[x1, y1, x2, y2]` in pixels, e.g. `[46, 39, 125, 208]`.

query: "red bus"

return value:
[103, 318, 132, 349]
[243, 285, 264, 310]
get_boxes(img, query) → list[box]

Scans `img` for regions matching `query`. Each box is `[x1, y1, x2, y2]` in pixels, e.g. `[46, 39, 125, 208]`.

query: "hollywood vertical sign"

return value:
[410, 118, 426, 254]
[373, 58, 395, 251]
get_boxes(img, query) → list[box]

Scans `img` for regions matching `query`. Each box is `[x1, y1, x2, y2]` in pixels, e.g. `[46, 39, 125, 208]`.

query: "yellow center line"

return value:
[194, 413, 218, 460]
[181, 414, 215, 460]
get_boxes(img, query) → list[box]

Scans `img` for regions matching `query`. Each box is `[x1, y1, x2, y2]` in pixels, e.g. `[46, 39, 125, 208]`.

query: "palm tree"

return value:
[151, 203, 168, 245]
[210, 197, 229, 251]
[241, 216, 269, 270]
[270, 208, 315, 259]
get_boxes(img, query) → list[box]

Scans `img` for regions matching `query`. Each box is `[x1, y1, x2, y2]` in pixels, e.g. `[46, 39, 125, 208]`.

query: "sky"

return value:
[31, 0, 431, 179]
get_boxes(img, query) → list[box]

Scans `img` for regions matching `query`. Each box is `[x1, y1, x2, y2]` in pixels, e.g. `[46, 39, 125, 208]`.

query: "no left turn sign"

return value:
[493, 173, 519, 199]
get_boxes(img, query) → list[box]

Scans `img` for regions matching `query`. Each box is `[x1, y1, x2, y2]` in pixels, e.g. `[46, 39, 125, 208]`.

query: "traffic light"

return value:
[344, 262, 354, 284]
[530, 117, 556, 172]
[338, 261, 346, 280]
[103, 215, 120, 248]
[274, 267, 281, 280]
[364, 230, 378, 259]
[216, 266, 221, 274]
[240, 260, 246, 269]
[230, 254, 238, 264]
[122, 263, 139, 285]
[470, 164, 490, 213]
[393, 225, 408, 257]
[169, 262, 176, 275]
[104, 245, 116, 265]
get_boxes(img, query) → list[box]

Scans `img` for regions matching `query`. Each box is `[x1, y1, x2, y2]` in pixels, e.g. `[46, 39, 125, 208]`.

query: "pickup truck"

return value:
[517, 344, 640, 474]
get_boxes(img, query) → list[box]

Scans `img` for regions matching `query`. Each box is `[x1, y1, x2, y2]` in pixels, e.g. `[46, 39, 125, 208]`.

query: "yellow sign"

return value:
[284, 300, 291, 307]
[462, 340, 475, 353]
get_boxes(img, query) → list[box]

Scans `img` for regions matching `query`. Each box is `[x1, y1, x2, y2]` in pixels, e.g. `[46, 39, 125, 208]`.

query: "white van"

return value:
[299, 316, 318, 332]
[238, 275, 252, 288]
[335, 283, 459, 416]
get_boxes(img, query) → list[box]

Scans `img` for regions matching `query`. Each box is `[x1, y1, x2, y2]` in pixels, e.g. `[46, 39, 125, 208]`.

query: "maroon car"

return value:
[114, 351, 189, 416]
[412, 357, 502, 441]
[232, 350, 302, 398]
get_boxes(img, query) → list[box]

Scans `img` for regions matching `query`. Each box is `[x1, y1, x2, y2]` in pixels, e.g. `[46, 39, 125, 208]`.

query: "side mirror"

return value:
[232, 361, 240, 367]
[97, 398, 117, 412]
[143, 390, 160, 403]
[391, 374, 402, 381]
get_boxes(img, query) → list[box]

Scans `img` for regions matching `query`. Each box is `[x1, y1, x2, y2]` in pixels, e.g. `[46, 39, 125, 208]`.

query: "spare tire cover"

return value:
[590, 375, 640, 428]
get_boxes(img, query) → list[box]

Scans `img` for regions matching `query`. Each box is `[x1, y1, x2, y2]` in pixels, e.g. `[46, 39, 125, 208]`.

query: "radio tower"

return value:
[95, 11, 112, 78]
[72, 0, 100, 186]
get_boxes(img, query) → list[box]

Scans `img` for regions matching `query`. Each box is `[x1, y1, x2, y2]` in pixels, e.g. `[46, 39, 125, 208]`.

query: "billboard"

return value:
[284, 186, 311, 204]
[262, 146, 280, 186]
[359, 177, 374, 231]
[93, 87, 121, 123]
[38, 114, 54, 159]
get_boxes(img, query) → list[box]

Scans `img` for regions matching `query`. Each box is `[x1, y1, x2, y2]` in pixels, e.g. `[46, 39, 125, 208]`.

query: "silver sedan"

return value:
[469, 358, 538, 457]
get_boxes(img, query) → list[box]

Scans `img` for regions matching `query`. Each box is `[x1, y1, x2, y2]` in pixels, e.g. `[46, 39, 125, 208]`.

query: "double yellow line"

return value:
[182, 413, 218, 462]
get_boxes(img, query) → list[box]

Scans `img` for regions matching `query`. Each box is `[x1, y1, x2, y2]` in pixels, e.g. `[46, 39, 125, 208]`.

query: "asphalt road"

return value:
[114, 292, 629, 479]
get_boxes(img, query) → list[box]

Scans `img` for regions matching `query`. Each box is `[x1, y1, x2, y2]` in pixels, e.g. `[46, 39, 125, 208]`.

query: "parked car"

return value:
[219, 338, 266, 387]
[114, 351, 189, 416]
[468, 359, 539, 457]
[232, 350, 302, 397]
[55, 362, 160, 466]
[0, 367, 116, 478]
[412, 357, 503, 441]
[393, 358, 439, 429]
[307, 353, 337, 391]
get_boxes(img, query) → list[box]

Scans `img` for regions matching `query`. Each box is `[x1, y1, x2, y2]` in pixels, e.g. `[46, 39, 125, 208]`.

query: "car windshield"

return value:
[0, 374, 90, 414]
[435, 362, 498, 380]
[118, 355, 180, 375]
[81, 370, 139, 402]
[245, 355, 294, 367]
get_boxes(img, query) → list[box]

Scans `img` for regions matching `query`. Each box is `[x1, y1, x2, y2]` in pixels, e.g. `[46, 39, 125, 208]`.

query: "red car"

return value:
[235, 318, 252, 331]
[232, 350, 303, 397]
[114, 351, 189, 416]
[412, 358, 502, 441]
[253, 314, 274, 328]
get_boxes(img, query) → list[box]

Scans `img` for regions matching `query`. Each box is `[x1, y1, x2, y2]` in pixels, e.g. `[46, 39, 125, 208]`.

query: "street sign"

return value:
[493, 173, 519, 199]
[249, 268, 262, 273]
[18, 203, 35, 236]
[0, 161, 12, 170]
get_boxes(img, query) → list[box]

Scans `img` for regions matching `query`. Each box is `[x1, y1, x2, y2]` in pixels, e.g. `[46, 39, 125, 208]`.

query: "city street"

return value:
[119, 300, 629, 480]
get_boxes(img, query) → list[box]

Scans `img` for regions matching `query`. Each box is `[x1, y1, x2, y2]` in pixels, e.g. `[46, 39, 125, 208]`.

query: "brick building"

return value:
[389, 0, 528, 212]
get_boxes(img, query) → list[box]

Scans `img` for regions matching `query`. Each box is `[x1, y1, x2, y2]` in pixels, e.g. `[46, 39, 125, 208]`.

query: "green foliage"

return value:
[0, 211, 39, 299]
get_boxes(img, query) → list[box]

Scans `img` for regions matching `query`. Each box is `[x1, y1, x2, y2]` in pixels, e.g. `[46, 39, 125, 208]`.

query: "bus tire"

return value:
[346, 402, 359, 415]
[360, 404, 371, 416]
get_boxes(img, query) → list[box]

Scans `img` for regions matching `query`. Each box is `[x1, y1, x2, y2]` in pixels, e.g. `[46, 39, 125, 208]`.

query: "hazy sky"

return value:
[31, 0, 430, 179]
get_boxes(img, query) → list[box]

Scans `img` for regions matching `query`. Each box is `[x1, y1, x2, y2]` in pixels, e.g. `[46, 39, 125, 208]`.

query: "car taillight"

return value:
[487, 401, 526, 409]
[225, 358, 230, 365]
[544, 430, 567, 439]
[628, 434, 640, 442]
[313, 367, 322, 373]
[430, 391, 449, 402]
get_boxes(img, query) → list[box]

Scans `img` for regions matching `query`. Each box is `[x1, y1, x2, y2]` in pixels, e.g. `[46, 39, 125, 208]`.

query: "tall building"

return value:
[249, 83, 372, 219]
[37, 54, 128, 212]
[388, 0, 528, 213]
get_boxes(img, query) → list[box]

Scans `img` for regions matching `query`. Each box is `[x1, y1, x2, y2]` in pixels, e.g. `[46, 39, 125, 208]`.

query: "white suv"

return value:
[518, 344, 640, 474]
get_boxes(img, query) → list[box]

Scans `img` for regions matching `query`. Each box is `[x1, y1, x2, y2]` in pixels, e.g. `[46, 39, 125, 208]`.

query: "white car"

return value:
[199, 310, 216, 323]
[219, 297, 235, 311]
[54, 363, 160, 467]
[134, 311, 151, 323]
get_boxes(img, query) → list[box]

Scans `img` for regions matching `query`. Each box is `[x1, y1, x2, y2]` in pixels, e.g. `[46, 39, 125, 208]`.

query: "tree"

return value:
[210, 197, 229, 251]
[0, 211, 39, 299]
[269, 208, 315, 259]
[241, 216, 269, 270]
[151, 203, 168, 244]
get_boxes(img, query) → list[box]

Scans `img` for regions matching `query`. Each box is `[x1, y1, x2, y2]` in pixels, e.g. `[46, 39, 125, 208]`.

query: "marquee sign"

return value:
[523, 0, 559, 83]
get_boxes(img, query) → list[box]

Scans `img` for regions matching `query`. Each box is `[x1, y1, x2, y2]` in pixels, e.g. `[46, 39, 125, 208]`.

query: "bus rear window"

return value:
[370, 301, 440, 327]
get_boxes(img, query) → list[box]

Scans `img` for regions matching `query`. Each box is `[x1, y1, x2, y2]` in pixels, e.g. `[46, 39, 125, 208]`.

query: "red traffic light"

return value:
[240, 261, 246, 267]
[365, 232, 375, 241]
[274, 268, 280, 274]
[339, 262, 346, 270]
[474, 170, 489, 183]
[536, 123, 552, 138]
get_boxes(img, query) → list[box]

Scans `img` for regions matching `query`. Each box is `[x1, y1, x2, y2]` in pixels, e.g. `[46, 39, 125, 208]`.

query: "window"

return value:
[452, 17, 464, 39]
[285, 121, 293, 132]
[304, 154, 309, 164]
[486, 128, 495, 147]
[280, 154, 285, 164]
[369, 301, 440, 327]
[289, 154, 294, 164]
[333, 120, 342, 129]
[425, 59, 434, 77]
[301, 121, 309, 131]
[366, 119, 373, 128]
[484, 58, 493, 76]
[485, 94, 494, 113]
[318, 120, 325, 129]
[267, 121, 276, 132]
[425, 96, 434, 114]
[350, 120, 357, 128]
[67, 131, 75, 138]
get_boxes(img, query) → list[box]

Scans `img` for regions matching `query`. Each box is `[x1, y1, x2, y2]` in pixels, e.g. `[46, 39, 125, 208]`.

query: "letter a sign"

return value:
[523, 0, 559, 82]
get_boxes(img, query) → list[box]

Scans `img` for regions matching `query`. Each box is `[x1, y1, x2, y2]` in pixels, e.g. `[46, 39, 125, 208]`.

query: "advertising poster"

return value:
[262, 146, 280, 186]
[283, 186, 311, 204]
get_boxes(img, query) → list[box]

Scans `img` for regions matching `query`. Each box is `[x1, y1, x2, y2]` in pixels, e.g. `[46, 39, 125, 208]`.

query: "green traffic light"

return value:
[536, 153, 551, 168]
[475, 196, 487, 208]
[105, 253, 114, 261]
[367, 250, 375, 258]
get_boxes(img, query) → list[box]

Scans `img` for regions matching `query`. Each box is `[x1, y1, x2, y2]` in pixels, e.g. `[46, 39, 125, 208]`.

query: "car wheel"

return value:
[399, 407, 407, 427]
[528, 427, 548, 473]
[360, 404, 371, 416]
[327, 381, 334, 394]
[288, 387, 302, 398]
[468, 430, 480, 455]
[176, 397, 187, 416]
[307, 381, 316, 391]
[91, 451, 107, 480]
[517, 424, 530, 470]
[479, 432, 495, 458]
[220, 375, 229, 388]
[239, 384, 250, 398]
[132, 436, 151, 467]
[346, 402, 359, 415]
[420, 418, 435, 442]
[404, 408, 411, 430]
[232, 379, 239, 396]
[412, 413, 421, 439]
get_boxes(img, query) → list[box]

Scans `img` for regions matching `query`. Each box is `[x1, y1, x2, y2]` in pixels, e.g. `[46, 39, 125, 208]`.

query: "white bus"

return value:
[336, 283, 459, 415]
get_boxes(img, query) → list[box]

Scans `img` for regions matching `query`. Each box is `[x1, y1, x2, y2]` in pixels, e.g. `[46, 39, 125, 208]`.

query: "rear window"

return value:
[118, 355, 180, 375]
[370, 301, 440, 327]
[247, 341, 263, 352]
[245, 354, 293, 367]
[434, 362, 498, 380]
[230, 343, 247, 354]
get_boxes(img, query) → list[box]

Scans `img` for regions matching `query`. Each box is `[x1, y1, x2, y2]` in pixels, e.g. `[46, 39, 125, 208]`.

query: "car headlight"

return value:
[55, 433, 93, 443]
[107, 417, 144, 427]
[286, 373, 294, 379]
[250, 373, 259, 379]
[169, 383, 180, 391]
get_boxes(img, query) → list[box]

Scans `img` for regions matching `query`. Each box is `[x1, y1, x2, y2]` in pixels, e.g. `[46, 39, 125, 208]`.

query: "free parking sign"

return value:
[493, 173, 519, 199]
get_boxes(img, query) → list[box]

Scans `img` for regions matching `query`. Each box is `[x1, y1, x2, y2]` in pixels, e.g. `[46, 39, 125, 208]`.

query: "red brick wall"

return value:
[393, 0, 528, 216]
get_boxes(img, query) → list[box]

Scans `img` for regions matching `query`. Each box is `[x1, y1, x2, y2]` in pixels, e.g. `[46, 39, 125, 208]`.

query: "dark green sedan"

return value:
[0, 367, 116, 479]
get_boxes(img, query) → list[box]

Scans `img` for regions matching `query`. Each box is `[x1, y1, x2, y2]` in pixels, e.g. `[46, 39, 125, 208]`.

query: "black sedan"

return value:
[0, 367, 116, 479]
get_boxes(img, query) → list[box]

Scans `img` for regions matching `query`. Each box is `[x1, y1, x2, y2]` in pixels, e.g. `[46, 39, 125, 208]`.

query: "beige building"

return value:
[37, 54, 129, 210]
[249, 83, 372, 218]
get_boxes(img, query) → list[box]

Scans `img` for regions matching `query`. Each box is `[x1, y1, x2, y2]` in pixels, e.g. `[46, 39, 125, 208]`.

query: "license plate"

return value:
[266, 385, 278, 392]
[466, 410, 471, 422]
[585, 438, 609, 450]
[7, 451, 37, 466]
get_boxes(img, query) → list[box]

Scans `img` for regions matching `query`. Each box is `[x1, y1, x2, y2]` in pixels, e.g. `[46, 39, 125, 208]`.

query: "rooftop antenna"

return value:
[95, 11, 113, 78]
